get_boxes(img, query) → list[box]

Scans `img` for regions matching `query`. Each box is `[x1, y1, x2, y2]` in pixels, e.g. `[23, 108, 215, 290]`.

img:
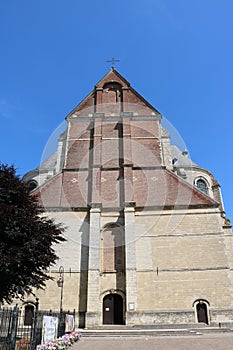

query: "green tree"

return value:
[0, 164, 65, 304]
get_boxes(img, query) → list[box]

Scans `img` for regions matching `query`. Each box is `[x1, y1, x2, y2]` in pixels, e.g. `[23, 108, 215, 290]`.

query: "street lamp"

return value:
[57, 266, 64, 313]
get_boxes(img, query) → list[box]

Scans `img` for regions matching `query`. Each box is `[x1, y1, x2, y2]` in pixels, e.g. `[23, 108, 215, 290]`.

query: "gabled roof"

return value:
[66, 68, 161, 119]
[95, 67, 131, 88]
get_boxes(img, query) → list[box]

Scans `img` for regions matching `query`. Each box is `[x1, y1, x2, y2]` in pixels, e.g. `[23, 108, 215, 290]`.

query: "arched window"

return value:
[103, 82, 122, 104]
[195, 178, 208, 195]
[24, 304, 35, 326]
[28, 180, 38, 192]
[193, 299, 209, 324]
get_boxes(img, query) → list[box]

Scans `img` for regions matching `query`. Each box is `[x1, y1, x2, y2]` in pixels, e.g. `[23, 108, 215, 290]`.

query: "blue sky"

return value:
[1, 0, 233, 220]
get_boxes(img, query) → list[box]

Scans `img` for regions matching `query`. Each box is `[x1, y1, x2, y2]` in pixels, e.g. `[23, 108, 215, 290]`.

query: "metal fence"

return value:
[33, 309, 66, 348]
[0, 301, 75, 350]
[0, 307, 13, 350]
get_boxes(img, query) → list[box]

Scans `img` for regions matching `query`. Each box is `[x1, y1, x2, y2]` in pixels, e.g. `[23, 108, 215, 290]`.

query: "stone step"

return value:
[82, 323, 208, 330]
[133, 323, 208, 329]
[80, 326, 233, 338]
[81, 329, 194, 337]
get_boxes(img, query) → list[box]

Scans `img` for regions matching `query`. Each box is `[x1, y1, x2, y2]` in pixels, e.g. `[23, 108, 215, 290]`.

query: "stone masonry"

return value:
[22, 68, 233, 327]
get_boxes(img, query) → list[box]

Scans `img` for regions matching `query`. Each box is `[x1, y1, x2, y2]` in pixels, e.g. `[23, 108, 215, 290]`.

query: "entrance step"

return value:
[81, 329, 195, 338]
[79, 325, 233, 338]
[81, 323, 211, 330]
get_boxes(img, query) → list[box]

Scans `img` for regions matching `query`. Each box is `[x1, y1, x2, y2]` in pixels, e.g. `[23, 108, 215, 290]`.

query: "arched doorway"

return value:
[103, 293, 124, 325]
[196, 301, 209, 324]
[24, 304, 35, 326]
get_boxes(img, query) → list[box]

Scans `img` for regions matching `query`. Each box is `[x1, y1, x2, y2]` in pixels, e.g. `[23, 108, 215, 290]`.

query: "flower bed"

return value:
[37, 331, 82, 350]
[16, 338, 31, 350]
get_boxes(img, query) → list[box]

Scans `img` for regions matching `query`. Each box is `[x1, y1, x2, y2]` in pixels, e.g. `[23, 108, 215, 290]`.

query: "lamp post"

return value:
[57, 266, 64, 337]
[57, 266, 64, 313]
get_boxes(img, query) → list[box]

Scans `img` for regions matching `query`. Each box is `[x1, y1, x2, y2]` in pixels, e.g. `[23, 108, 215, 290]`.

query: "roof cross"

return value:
[106, 57, 120, 68]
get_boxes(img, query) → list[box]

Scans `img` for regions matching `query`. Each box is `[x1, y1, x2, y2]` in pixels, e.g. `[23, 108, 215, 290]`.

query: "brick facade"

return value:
[23, 68, 233, 327]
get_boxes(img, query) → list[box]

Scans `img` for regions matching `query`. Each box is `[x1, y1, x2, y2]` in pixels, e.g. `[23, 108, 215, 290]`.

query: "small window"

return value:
[196, 179, 208, 195]
[28, 180, 38, 192]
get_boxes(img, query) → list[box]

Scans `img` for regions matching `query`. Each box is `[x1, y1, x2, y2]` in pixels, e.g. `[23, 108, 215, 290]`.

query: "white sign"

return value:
[128, 302, 135, 311]
[41, 316, 58, 343]
[65, 314, 75, 332]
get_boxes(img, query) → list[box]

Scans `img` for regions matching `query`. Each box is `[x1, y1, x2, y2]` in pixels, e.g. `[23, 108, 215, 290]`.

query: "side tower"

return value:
[24, 68, 233, 327]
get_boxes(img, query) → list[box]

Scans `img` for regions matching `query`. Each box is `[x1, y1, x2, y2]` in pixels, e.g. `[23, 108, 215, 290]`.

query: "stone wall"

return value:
[16, 205, 232, 327]
[134, 208, 233, 312]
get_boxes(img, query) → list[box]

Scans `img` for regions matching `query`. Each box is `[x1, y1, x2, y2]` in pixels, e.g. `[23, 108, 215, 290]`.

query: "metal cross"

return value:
[106, 57, 120, 67]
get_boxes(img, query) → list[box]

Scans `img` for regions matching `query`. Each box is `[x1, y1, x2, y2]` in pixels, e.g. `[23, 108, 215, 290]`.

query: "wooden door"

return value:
[24, 305, 34, 326]
[103, 294, 114, 324]
[114, 294, 124, 325]
[103, 294, 124, 324]
[197, 302, 208, 324]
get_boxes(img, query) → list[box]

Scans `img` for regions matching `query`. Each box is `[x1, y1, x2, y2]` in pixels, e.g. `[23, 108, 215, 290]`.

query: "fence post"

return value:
[58, 310, 64, 338]
[30, 298, 39, 350]
[9, 305, 18, 350]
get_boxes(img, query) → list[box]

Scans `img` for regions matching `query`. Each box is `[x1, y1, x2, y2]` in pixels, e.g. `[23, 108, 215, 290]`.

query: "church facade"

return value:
[24, 68, 233, 327]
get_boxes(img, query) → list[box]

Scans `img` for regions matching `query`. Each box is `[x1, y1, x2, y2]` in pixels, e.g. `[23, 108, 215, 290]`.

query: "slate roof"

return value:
[171, 145, 197, 167]
[38, 151, 57, 170]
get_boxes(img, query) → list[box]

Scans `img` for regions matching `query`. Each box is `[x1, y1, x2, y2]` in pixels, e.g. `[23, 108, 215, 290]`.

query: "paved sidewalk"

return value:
[72, 333, 233, 350]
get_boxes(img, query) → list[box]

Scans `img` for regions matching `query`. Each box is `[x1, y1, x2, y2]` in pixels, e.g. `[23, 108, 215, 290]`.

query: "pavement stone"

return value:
[71, 333, 233, 350]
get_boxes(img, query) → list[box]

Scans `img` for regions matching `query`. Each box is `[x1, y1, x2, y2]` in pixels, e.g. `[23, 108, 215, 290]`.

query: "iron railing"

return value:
[0, 301, 75, 350]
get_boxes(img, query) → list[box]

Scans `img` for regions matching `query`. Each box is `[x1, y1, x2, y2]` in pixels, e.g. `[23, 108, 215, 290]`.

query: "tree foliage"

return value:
[0, 164, 65, 304]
